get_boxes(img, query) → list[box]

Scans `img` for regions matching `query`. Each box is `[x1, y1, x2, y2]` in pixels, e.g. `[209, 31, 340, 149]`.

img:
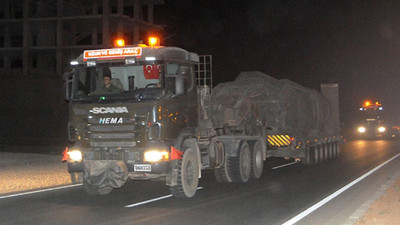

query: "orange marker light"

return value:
[364, 101, 371, 106]
[148, 36, 160, 47]
[114, 38, 125, 47]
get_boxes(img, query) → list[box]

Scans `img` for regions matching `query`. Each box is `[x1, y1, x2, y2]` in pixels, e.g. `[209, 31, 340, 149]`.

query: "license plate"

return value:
[134, 164, 151, 172]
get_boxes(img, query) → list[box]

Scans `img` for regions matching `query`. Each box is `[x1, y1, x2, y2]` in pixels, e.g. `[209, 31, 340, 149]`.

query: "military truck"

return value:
[63, 37, 341, 197]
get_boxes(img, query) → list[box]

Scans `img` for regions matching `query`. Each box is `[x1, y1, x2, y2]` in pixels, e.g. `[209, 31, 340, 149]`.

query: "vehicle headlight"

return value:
[144, 150, 169, 162]
[378, 126, 386, 132]
[68, 150, 82, 162]
[358, 127, 366, 133]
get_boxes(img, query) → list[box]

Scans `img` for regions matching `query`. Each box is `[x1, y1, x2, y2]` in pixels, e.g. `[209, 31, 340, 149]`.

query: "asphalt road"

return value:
[1, 139, 400, 225]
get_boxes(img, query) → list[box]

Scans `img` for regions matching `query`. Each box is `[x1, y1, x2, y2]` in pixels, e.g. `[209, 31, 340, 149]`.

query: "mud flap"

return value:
[166, 160, 179, 186]
[83, 160, 128, 189]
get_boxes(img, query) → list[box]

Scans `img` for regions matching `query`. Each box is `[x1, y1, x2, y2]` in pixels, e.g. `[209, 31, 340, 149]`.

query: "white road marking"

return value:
[125, 187, 204, 208]
[0, 183, 83, 200]
[272, 161, 299, 170]
[281, 152, 400, 225]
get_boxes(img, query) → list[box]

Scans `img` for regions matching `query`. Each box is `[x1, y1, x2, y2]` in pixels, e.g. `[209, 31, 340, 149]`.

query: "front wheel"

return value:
[169, 148, 199, 198]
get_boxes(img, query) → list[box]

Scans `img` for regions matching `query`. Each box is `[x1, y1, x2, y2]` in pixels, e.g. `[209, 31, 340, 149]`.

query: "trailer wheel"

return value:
[312, 145, 320, 164]
[230, 142, 251, 183]
[300, 146, 313, 165]
[328, 142, 334, 161]
[332, 141, 340, 159]
[251, 140, 264, 179]
[214, 154, 233, 183]
[323, 143, 329, 162]
[83, 178, 113, 195]
[325, 143, 331, 161]
[170, 148, 199, 198]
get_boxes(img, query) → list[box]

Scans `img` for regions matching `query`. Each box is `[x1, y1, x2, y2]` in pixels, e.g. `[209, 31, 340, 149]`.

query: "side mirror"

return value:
[63, 79, 73, 101]
[175, 74, 185, 95]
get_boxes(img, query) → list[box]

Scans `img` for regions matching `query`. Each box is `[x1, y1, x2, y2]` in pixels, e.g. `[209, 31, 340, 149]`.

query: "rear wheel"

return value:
[169, 148, 199, 198]
[250, 140, 264, 179]
[230, 142, 251, 183]
[214, 153, 233, 183]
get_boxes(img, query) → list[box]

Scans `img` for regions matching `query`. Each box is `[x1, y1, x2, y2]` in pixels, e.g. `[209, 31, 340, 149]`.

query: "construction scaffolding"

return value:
[0, 0, 164, 78]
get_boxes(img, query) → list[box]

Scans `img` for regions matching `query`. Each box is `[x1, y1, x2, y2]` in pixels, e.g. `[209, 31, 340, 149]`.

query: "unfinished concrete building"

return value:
[0, 0, 164, 78]
[0, 0, 164, 143]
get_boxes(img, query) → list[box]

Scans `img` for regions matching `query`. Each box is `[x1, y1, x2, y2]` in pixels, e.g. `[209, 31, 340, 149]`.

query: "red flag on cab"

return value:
[143, 64, 161, 79]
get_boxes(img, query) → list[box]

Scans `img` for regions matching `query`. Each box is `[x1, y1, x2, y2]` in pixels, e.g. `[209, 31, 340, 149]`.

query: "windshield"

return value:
[69, 60, 194, 102]
[71, 62, 165, 101]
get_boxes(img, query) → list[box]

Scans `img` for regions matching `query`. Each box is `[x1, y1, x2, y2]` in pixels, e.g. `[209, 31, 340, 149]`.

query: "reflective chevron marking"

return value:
[267, 135, 292, 147]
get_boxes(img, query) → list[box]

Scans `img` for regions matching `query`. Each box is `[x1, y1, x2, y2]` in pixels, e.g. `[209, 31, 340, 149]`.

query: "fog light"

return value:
[144, 150, 169, 162]
[68, 150, 82, 162]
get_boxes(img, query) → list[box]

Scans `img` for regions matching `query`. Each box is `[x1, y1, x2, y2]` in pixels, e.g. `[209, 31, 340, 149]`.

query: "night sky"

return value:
[156, 0, 400, 129]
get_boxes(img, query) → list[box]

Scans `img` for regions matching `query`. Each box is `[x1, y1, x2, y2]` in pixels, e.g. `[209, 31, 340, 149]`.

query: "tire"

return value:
[333, 141, 340, 159]
[300, 146, 313, 165]
[313, 145, 320, 164]
[214, 153, 233, 183]
[169, 148, 199, 198]
[326, 143, 331, 161]
[322, 143, 329, 162]
[230, 142, 251, 183]
[83, 178, 113, 195]
[250, 141, 264, 179]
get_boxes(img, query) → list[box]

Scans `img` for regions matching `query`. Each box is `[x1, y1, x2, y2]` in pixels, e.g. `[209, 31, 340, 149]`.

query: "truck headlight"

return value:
[144, 150, 169, 162]
[68, 150, 83, 162]
[358, 126, 366, 133]
[378, 126, 386, 132]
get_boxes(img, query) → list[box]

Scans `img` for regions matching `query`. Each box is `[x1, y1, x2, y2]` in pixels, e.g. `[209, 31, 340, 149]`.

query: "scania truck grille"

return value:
[87, 119, 146, 148]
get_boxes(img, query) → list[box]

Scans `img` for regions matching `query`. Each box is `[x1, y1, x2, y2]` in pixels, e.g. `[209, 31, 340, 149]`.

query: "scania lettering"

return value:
[63, 37, 342, 198]
[91, 107, 129, 114]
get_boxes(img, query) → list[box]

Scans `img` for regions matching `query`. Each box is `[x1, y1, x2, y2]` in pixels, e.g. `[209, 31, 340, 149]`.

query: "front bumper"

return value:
[67, 149, 170, 175]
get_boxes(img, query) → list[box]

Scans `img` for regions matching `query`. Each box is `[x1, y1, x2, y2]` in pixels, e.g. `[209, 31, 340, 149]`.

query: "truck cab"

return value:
[63, 39, 202, 196]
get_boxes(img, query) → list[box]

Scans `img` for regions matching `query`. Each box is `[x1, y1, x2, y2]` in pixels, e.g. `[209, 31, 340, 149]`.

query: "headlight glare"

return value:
[378, 126, 386, 132]
[358, 127, 366, 133]
[144, 150, 169, 162]
[68, 150, 82, 162]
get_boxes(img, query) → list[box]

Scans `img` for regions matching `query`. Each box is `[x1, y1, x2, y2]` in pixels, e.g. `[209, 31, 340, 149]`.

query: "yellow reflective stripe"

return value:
[276, 135, 290, 145]
[270, 135, 284, 146]
[267, 135, 281, 146]
[267, 135, 293, 147]
[273, 136, 285, 146]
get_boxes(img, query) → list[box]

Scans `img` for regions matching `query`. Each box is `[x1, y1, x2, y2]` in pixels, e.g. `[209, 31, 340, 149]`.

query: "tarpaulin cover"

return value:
[83, 160, 128, 188]
[212, 71, 330, 138]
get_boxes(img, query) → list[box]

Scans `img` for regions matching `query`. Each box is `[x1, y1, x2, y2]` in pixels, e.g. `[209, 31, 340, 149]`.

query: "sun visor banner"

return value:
[83, 47, 142, 61]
